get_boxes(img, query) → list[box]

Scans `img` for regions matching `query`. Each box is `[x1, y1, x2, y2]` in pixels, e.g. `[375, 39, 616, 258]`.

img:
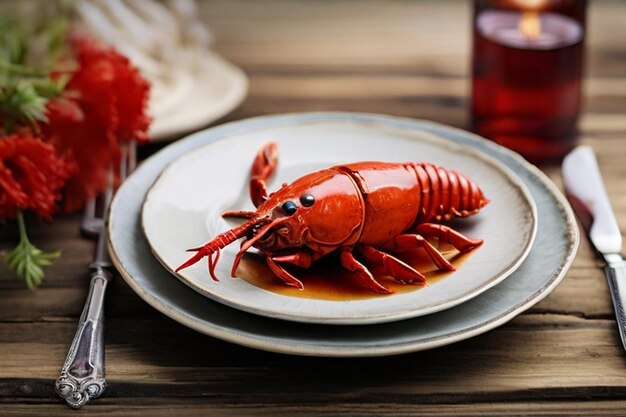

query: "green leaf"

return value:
[0, 81, 49, 130]
[32, 76, 67, 98]
[3, 210, 60, 289]
[0, 14, 70, 133]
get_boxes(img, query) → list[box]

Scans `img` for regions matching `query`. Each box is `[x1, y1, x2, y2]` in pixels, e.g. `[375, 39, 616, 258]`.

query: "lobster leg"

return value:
[266, 255, 306, 290]
[339, 250, 393, 294]
[250, 142, 279, 207]
[384, 234, 455, 271]
[416, 223, 483, 254]
[357, 245, 427, 285]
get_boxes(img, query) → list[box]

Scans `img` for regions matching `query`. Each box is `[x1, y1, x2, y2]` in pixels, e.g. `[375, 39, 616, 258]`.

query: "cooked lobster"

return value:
[177, 142, 489, 294]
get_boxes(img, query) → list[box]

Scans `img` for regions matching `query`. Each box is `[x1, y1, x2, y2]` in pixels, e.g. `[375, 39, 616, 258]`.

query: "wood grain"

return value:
[1, 1, 626, 415]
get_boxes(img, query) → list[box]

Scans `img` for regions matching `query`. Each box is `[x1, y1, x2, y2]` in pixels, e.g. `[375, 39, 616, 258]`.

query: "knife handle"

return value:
[605, 259, 626, 351]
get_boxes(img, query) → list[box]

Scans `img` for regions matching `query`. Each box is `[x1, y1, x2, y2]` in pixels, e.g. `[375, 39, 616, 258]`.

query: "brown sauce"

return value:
[235, 245, 475, 301]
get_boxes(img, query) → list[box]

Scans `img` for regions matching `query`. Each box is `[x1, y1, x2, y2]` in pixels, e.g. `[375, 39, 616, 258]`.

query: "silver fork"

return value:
[55, 141, 136, 409]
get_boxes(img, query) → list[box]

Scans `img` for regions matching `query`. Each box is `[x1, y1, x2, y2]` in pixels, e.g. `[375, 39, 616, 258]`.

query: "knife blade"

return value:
[562, 145, 626, 351]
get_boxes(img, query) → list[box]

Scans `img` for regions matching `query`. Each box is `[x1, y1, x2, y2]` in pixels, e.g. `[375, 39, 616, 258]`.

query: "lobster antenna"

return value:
[229, 217, 288, 277]
[175, 217, 264, 273]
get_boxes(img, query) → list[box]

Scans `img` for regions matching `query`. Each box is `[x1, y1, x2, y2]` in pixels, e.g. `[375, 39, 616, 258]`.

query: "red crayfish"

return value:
[177, 142, 489, 294]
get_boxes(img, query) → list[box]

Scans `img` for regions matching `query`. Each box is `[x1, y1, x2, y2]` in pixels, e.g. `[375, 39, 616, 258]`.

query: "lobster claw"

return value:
[250, 142, 279, 207]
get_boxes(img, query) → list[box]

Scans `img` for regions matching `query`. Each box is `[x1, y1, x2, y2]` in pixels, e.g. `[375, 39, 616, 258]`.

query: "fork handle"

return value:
[55, 267, 111, 409]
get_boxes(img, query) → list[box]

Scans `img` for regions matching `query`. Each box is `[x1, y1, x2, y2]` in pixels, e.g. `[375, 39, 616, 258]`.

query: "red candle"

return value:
[471, 1, 586, 163]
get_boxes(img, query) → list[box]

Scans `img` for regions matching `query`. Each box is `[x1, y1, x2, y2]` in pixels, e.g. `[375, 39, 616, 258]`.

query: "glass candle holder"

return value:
[471, 0, 586, 164]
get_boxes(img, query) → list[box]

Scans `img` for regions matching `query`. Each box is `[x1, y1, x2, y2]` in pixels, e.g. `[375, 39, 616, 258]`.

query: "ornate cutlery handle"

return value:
[55, 268, 111, 409]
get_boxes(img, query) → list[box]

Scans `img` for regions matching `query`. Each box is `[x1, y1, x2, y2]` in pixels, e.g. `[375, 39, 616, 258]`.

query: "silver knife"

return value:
[562, 145, 626, 351]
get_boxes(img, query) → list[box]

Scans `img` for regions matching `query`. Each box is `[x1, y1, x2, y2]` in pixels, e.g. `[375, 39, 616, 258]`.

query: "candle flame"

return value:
[519, 11, 541, 40]
[511, 0, 547, 10]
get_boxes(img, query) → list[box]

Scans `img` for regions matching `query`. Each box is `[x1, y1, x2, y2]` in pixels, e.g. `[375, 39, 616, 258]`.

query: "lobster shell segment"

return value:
[334, 162, 488, 246]
[411, 162, 489, 223]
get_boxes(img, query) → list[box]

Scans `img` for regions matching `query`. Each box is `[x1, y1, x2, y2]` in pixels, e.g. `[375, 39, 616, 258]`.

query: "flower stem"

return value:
[0, 59, 47, 77]
[16, 209, 29, 245]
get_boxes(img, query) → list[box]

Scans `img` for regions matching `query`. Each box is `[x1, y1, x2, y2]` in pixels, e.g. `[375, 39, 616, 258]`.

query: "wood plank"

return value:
[198, 0, 626, 77]
[201, 1, 472, 68]
[247, 75, 626, 101]
[0, 315, 624, 392]
[0, 282, 156, 321]
[2, 401, 626, 417]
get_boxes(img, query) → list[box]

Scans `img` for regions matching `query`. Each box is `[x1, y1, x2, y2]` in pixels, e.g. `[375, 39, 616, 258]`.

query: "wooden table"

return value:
[2, 1, 625, 415]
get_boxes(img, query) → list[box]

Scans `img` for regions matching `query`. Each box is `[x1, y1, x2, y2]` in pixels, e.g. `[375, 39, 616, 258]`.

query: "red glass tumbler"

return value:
[471, 0, 586, 163]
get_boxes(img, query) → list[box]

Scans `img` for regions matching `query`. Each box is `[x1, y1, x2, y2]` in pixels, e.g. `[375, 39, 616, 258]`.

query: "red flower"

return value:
[43, 36, 151, 212]
[68, 36, 151, 145]
[0, 134, 73, 221]
[44, 96, 115, 212]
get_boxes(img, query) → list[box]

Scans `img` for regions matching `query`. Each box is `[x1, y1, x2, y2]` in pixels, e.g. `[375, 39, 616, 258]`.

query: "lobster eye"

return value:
[281, 201, 298, 216]
[299, 193, 315, 207]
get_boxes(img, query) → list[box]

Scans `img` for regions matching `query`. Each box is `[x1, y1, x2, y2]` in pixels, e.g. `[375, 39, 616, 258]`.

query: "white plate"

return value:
[148, 51, 248, 142]
[142, 119, 537, 324]
[108, 112, 578, 356]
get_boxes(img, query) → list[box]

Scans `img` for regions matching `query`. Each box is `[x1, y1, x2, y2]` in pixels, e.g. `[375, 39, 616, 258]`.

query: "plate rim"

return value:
[108, 111, 579, 356]
[148, 51, 249, 142]
[141, 120, 538, 324]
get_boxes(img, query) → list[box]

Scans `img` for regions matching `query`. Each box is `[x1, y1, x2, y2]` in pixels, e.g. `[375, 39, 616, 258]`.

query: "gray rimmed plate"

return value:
[141, 120, 537, 324]
[108, 112, 578, 357]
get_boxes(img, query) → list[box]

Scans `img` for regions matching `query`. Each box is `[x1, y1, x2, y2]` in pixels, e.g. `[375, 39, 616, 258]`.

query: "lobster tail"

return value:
[413, 163, 489, 223]
[175, 217, 263, 278]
